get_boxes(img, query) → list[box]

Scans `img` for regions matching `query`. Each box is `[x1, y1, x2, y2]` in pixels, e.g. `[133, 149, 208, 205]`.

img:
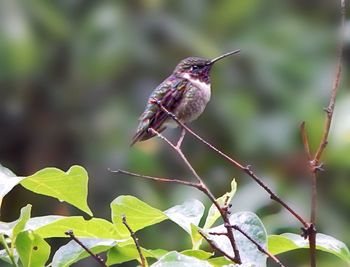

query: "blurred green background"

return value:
[0, 0, 349, 266]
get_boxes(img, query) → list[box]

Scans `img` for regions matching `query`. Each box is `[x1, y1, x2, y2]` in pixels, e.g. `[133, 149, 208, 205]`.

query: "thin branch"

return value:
[149, 128, 203, 186]
[122, 215, 148, 267]
[208, 232, 227, 236]
[208, 229, 286, 267]
[310, 172, 318, 224]
[307, 221, 317, 267]
[229, 225, 286, 267]
[0, 235, 19, 267]
[300, 121, 312, 161]
[110, 169, 200, 189]
[198, 230, 238, 262]
[65, 230, 106, 267]
[148, 127, 242, 264]
[153, 100, 309, 228]
[302, 2, 346, 267]
[314, 0, 345, 163]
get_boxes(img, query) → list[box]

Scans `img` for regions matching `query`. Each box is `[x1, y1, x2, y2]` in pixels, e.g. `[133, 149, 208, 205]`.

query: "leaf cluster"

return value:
[0, 165, 349, 266]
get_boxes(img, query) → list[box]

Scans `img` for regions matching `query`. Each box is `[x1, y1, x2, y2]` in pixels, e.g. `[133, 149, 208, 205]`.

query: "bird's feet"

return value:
[176, 127, 186, 148]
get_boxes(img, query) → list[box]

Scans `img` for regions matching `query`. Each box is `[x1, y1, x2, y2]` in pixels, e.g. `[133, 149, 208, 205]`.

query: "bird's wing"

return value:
[131, 77, 188, 145]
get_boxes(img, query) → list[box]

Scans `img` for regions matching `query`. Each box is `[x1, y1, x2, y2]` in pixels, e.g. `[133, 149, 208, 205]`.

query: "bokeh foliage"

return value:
[0, 0, 349, 266]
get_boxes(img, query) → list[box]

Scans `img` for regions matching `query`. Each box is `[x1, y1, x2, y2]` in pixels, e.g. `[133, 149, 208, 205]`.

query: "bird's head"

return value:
[174, 50, 240, 83]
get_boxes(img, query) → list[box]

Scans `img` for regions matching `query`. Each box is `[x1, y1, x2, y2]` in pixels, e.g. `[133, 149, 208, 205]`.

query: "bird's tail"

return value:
[130, 126, 165, 147]
[130, 130, 146, 147]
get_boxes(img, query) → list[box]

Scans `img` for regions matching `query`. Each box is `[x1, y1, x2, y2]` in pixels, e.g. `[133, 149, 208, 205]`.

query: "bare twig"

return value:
[198, 230, 239, 262]
[300, 121, 312, 161]
[115, 125, 243, 263]
[313, 0, 345, 163]
[111, 169, 200, 189]
[208, 227, 285, 267]
[148, 128, 204, 186]
[208, 231, 227, 236]
[308, 168, 319, 267]
[229, 225, 286, 267]
[153, 100, 309, 228]
[148, 127, 242, 264]
[65, 230, 106, 267]
[300, 2, 346, 267]
[122, 215, 148, 267]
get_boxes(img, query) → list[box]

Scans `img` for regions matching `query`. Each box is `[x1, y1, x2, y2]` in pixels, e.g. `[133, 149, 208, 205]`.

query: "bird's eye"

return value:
[191, 65, 199, 71]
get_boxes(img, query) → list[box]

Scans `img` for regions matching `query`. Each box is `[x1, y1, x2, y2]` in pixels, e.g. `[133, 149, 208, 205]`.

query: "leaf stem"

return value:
[122, 215, 148, 267]
[0, 235, 18, 267]
[65, 230, 106, 266]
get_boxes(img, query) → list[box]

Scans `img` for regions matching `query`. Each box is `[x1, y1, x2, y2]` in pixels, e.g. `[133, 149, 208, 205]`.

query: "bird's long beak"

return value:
[210, 49, 241, 65]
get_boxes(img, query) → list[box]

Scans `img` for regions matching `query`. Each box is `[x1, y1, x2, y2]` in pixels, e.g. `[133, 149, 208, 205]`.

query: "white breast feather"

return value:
[182, 73, 211, 100]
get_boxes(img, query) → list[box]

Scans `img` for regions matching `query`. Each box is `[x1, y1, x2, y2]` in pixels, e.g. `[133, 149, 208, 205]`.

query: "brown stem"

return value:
[302, 2, 345, 267]
[149, 127, 242, 264]
[310, 173, 317, 224]
[300, 121, 312, 161]
[122, 215, 148, 267]
[154, 100, 309, 228]
[149, 128, 203, 186]
[307, 172, 317, 267]
[313, 0, 345, 163]
[111, 169, 200, 189]
[65, 230, 106, 267]
[229, 225, 286, 267]
[198, 230, 238, 262]
[308, 222, 317, 267]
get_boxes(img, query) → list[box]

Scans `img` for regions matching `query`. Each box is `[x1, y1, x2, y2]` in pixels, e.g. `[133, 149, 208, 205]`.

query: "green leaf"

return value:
[2, 214, 125, 240]
[180, 249, 213, 260]
[267, 234, 298, 255]
[12, 205, 32, 244]
[33, 216, 128, 239]
[164, 199, 205, 234]
[190, 224, 203, 250]
[151, 251, 213, 267]
[20, 165, 92, 216]
[0, 215, 64, 238]
[106, 244, 167, 265]
[193, 179, 236, 253]
[206, 211, 267, 267]
[25, 216, 66, 232]
[16, 231, 50, 267]
[0, 249, 18, 264]
[0, 165, 93, 216]
[52, 238, 117, 267]
[268, 233, 350, 264]
[111, 195, 167, 232]
[207, 256, 233, 267]
[204, 179, 237, 229]
[0, 164, 25, 199]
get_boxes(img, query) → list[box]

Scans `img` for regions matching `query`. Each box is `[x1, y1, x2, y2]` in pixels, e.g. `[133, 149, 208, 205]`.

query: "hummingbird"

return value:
[131, 50, 240, 146]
